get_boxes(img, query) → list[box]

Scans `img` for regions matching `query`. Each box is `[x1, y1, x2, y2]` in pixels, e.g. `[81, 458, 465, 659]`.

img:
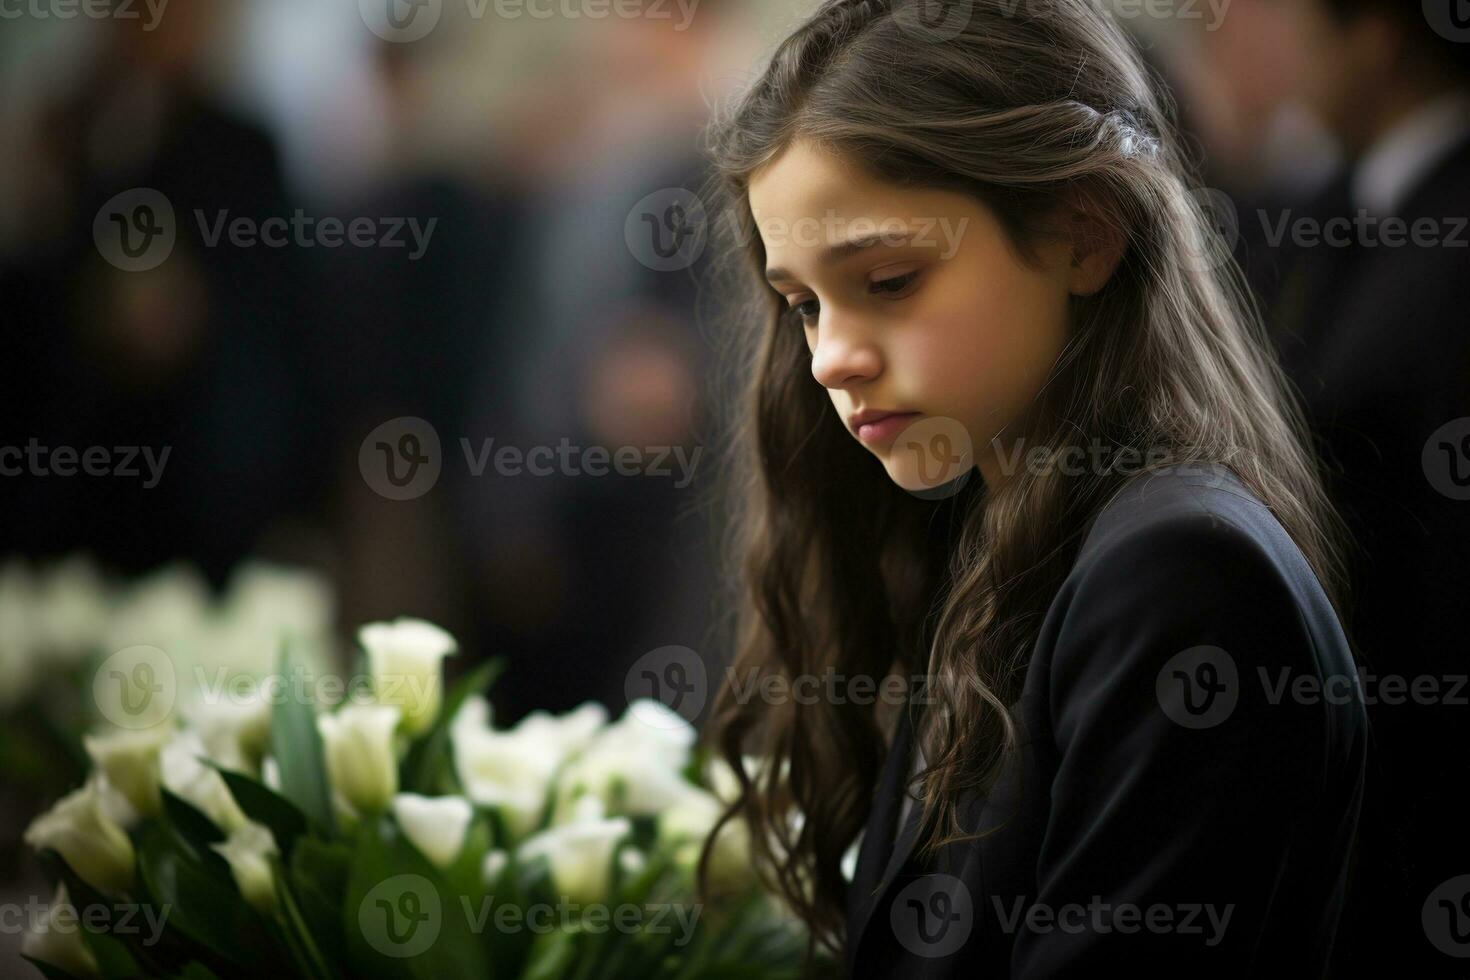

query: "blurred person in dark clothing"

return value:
[459, 2, 743, 722]
[1250, 2, 1470, 972]
[0, 3, 314, 586]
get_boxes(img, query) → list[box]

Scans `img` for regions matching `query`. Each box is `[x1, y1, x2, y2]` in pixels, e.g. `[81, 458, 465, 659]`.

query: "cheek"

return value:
[906, 271, 1068, 427]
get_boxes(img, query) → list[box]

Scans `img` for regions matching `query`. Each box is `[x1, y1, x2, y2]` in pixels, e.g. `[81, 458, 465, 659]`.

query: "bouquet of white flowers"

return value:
[20, 617, 827, 979]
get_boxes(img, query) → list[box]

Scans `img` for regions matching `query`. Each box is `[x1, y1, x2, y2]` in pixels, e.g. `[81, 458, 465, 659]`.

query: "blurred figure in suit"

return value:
[0, 3, 311, 586]
[458, 1, 746, 722]
[1255, 2, 1470, 972]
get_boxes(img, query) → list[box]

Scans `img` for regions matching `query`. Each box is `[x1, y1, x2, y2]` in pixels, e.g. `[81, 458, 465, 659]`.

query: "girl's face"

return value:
[749, 139, 1111, 493]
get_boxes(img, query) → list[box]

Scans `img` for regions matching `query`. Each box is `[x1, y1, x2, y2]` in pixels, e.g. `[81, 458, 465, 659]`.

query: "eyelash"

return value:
[788, 270, 921, 327]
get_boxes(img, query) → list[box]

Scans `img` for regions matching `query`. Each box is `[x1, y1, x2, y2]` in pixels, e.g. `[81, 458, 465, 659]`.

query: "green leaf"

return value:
[81, 928, 140, 980]
[158, 789, 227, 869]
[210, 764, 310, 856]
[288, 839, 352, 973]
[136, 823, 268, 970]
[270, 858, 334, 980]
[400, 658, 504, 795]
[521, 926, 582, 980]
[19, 955, 86, 980]
[269, 639, 336, 836]
[342, 818, 490, 980]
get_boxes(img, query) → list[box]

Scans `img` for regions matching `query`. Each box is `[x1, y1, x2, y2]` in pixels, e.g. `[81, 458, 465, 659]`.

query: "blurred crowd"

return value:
[1, 1, 1468, 972]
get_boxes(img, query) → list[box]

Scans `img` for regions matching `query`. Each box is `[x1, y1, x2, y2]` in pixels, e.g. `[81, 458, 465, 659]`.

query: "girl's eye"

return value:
[870, 269, 920, 296]
[791, 298, 820, 327]
[785, 270, 919, 328]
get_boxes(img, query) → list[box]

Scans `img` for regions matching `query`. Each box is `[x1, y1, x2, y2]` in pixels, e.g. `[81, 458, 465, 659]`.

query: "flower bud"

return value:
[392, 793, 473, 868]
[357, 618, 457, 736]
[211, 821, 280, 914]
[24, 777, 136, 893]
[318, 703, 400, 814]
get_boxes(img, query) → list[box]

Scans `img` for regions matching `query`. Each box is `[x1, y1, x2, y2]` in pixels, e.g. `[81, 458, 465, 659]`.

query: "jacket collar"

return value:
[846, 702, 928, 971]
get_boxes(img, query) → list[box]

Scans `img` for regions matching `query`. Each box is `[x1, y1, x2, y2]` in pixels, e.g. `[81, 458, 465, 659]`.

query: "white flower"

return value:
[160, 730, 248, 832]
[21, 884, 100, 979]
[518, 795, 631, 905]
[24, 777, 136, 893]
[33, 555, 112, 664]
[452, 699, 607, 840]
[103, 564, 211, 655]
[841, 829, 864, 883]
[551, 700, 695, 822]
[82, 725, 173, 817]
[661, 784, 754, 894]
[0, 560, 40, 710]
[481, 848, 509, 887]
[211, 821, 280, 914]
[358, 618, 457, 735]
[392, 793, 474, 868]
[202, 562, 336, 680]
[182, 683, 272, 772]
[318, 703, 400, 814]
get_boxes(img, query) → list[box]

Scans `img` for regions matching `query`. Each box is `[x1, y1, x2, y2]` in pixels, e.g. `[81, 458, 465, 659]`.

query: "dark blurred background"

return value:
[2, 0, 1468, 973]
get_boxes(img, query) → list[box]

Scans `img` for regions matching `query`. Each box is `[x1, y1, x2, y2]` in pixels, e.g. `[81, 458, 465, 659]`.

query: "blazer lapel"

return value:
[847, 703, 927, 966]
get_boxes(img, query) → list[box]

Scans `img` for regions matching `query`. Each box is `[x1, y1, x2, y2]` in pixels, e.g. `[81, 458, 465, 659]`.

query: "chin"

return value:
[878, 443, 976, 500]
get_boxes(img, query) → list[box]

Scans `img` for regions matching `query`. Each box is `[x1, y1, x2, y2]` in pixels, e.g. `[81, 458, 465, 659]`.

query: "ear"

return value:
[1057, 189, 1127, 297]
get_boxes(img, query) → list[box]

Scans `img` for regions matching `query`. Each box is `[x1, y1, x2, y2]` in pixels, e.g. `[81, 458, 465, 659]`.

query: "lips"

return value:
[848, 408, 917, 431]
[848, 409, 922, 443]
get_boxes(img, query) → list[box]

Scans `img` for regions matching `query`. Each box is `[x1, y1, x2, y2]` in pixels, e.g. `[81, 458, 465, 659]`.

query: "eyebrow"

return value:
[764, 229, 920, 284]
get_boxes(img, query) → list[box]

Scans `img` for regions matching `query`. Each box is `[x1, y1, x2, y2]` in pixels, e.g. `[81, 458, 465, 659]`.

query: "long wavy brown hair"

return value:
[687, 0, 1353, 965]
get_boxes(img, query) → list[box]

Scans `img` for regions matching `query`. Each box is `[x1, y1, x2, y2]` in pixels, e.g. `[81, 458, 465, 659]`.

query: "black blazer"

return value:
[844, 463, 1368, 977]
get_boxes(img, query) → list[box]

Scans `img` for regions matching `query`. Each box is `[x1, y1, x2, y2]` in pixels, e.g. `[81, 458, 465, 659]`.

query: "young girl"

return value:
[691, 0, 1369, 975]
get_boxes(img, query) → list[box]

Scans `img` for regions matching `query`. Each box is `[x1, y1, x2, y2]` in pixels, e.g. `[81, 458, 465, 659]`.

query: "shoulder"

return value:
[1056, 462, 1339, 642]
[1032, 462, 1359, 750]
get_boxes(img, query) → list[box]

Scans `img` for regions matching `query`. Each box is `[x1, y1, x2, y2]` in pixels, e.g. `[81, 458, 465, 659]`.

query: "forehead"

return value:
[746, 140, 976, 260]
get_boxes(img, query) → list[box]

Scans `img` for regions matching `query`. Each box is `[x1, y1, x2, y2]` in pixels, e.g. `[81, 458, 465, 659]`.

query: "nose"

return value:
[810, 308, 881, 390]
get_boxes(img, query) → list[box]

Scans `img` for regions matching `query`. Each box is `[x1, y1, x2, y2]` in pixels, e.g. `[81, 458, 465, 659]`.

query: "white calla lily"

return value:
[82, 724, 173, 817]
[211, 820, 280, 914]
[518, 795, 631, 905]
[357, 618, 457, 735]
[452, 699, 607, 840]
[21, 884, 100, 980]
[392, 793, 474, 868]
[551, 700, 695, 822]
[661, 784, 755, 894]
[24, 777, 136, 893]
[318, 703, 400, 814]
[160, 730, 248, 832]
